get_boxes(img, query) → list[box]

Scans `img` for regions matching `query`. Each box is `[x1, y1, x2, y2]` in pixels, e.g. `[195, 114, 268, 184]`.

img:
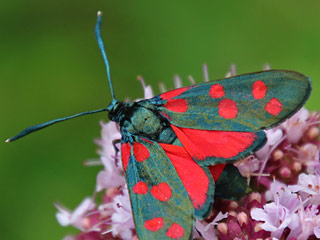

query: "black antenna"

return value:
[6, 11, 115, 143]
[5, 108, 108, 142]
[95, 11, 115, 100]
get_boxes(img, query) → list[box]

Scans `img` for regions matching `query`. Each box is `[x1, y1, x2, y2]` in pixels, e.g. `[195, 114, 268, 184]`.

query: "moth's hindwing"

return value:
[155, 70, 311, 131]
[171, 127, 267, 165]
[159, 143, 215, 219]
[211, 164, 250, 200]
[121, 136, 194, 240]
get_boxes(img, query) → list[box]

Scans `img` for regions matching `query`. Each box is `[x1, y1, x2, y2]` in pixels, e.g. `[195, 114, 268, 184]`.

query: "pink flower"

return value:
[96, 168, 125, 191]
[225, 64, 237, 78]
[297, 205, 320, 240]
[217, 209, 270, 240]
[251, 180, 303, 239]
[256, 128, 284, 160]
[282, 108, 310, 144]
[54, 63, 319, 240]
[289, 173, 320, 205]
[137, 75, 154, 99]
[298, 143, 320, 174]
[234, 155, 260, 178]
[96, 121, 121, 165]
[55, 197, 96, 231]
[251, 202, 300, 239]
[95, 121, 125, 191]
[265, 180, 300, 211]
[255, 128, 285, 187]
[109, 189, 135, 239]
[194, 212, 227, 239]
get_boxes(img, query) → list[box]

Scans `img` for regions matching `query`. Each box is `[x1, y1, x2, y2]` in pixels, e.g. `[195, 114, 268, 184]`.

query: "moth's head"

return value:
[106, 99, 127, 123]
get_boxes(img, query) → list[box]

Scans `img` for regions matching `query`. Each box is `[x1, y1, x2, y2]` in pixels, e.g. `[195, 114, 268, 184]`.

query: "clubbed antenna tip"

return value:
[5, 138, 10, 143]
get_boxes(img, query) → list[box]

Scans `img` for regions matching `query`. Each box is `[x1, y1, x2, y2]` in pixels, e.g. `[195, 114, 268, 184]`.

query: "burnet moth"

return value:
[6, 11, 311, 240]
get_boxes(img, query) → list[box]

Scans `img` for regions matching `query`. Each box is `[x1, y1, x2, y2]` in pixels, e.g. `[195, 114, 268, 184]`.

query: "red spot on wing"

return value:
[164, 99, 188, 113]
[150, 183, 172, 202]
[133, 181, 148, 195]
[209, 164, 226, 182]
[160, 87, 188, 100]
[252, 80, 267, 99]
[166, 223, 184, 239]
[121, 143, 131, 172]
[159, 143, 209, 209]
[265, 98, 282, 116]
[209, 84, 225, 98]
[133, 142, 150, 162]
[144, 217, 164, 232]
[171, 125, 257, 160]
[218, 99, 238, 119]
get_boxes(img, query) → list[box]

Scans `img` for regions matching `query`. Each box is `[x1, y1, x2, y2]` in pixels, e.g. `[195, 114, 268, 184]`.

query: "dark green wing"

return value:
[153, 70, 311, 131]
[121, 136, 194, 240]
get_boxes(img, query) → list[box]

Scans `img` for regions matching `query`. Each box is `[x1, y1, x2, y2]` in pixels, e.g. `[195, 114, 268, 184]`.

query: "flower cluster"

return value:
[56, 65, 320, 240]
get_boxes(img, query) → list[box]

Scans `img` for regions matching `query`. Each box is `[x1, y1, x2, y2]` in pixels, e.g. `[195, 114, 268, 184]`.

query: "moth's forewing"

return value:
[156, 70, 311, 131]
[122, 137, 194, 240]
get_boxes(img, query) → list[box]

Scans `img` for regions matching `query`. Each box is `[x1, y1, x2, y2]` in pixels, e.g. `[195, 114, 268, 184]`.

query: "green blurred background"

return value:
[1, 0, 319, 239]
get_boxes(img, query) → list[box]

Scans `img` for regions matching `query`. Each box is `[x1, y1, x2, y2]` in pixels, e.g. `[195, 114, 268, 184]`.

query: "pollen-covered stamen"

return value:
[115, 202, 132, 214]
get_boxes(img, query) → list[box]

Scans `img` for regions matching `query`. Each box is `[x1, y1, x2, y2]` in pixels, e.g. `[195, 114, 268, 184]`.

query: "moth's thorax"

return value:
[117, 100, 176, 143]
[121, 101, 162, 134]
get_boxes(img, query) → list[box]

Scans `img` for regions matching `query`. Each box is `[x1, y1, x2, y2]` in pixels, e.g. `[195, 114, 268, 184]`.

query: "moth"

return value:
[7, 11, 311, 240]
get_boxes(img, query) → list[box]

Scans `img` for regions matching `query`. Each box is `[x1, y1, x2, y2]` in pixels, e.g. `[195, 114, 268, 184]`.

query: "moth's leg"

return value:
[112, 139, 121, 166]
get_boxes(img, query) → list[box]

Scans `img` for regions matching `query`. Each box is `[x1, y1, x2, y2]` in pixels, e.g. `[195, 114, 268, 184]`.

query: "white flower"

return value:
[251, 202, 300, 239]
[289, 173, 320, 205]
[55, 197, 95, 231]
[297, 205, 320, 240]
[110, 189, 135, 239]
[282, 108, 310, 144]
[194, 212, 227, 240]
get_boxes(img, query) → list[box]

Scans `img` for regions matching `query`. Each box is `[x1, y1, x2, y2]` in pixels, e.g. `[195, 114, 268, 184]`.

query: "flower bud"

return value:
[237, 212, 248, 226]
[229, 201, 239, 210]
[292, 161, 302, 172]
[279, 167, 291, 178]
[307, 126, 319, 140]
[217, 222, 228, 235]
[248, 192, 262, 203]
[273, 149, 284, 161]
[254, 222, 263, 232]
[228, 210, 237, 217]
